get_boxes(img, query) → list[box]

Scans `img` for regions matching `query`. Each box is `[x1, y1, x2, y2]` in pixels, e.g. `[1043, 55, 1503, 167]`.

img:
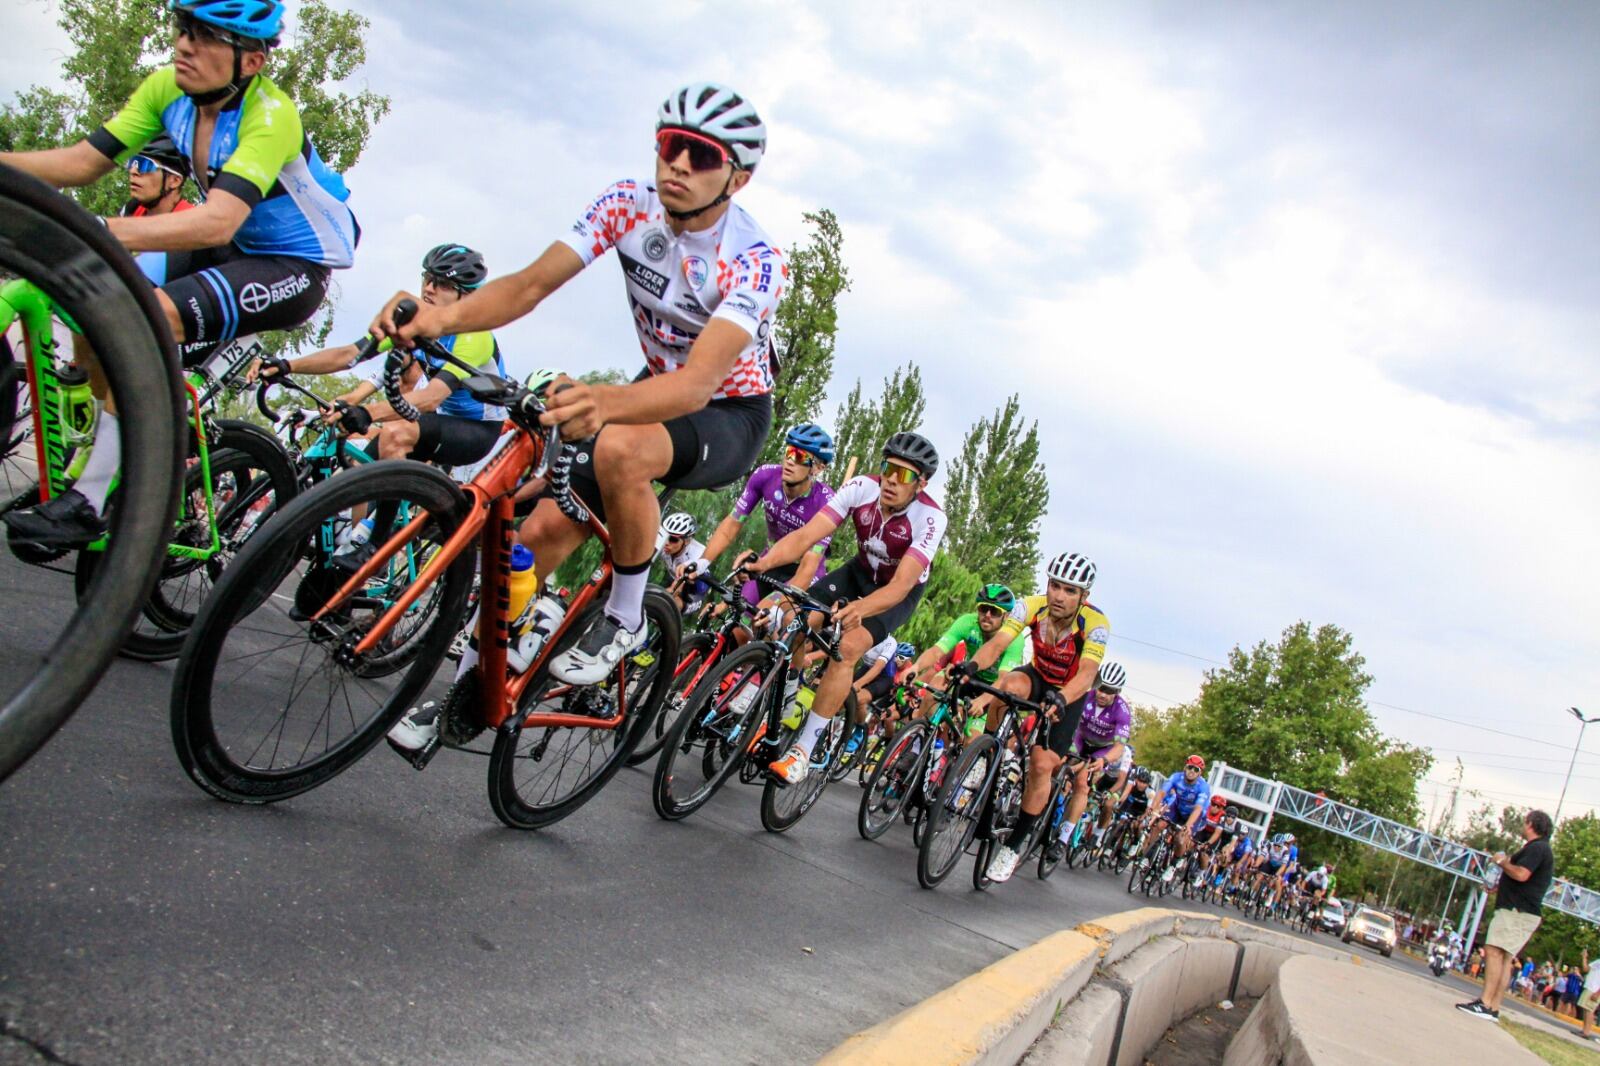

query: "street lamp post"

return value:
[1555, 707, 1598, 826]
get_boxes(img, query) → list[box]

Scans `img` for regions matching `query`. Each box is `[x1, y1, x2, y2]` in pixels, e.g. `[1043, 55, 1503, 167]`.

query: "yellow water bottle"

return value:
[481, 543, 537, 643]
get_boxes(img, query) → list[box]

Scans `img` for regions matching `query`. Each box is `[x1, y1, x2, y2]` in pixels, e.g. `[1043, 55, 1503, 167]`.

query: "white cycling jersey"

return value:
[655, 534, 707, 574]
[560, 179, 786, 400]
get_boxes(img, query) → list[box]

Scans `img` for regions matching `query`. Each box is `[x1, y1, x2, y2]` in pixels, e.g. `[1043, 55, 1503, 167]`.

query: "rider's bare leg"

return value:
[590, 424, 672, 631]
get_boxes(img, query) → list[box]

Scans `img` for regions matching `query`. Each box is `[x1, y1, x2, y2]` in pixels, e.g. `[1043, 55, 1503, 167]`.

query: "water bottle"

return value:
[332, 515, 374, 556]
[509, 593, 567, 674]
[926, 736, 947, 790]
[726, 683, 759, 719]
[486, 543, 537, 653]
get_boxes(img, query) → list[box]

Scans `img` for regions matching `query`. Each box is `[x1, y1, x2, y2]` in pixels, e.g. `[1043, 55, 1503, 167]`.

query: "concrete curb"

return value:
[817, 908, 1372, 1066]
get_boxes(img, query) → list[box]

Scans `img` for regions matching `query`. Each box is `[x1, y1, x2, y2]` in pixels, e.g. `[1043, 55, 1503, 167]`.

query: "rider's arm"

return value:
[844, 554, 924, 620]
[1055, 667, 1096, 707]
[286, 343, 365, 376]
[572, 318, 749, 427]
[335, 381, 378, 406]
[855, 656, 887, 689]
[752, 509, 841, 570]
[363, 378, 453, 421]
[791, 545, 826, 588]
[0, 141, 113, 186]
[699, 514, 744, 565]
[969, 624, 1020, 674]
[106, 190, 251, 252]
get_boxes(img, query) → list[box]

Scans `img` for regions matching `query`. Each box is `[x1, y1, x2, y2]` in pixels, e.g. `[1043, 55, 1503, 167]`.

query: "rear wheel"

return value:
[488, 589, 680, 830]
[169, 461, 471, 802]
[918, 733, 996, 890]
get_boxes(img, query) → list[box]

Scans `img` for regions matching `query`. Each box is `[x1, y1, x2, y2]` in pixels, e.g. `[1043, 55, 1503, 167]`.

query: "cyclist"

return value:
[1192, 795, 1232, 852]
[1139, 754, 1212, 870]
[903, 584, 1024, 725]
[743, 432, 945, 783]
[841, 640, 916, 754]
[1305, 862, 1332, 907]
[256, 244, 506, 491]
[1255, 832, 1299, 908]
[957, 552, 1109, 883]
[1220, 822, 1256, 895]
[657, 512, 708, 613]
[1046, 659, 1132, 864]
[122, 136, 194, 230]
[684, 424, 836, 605]
[2, 0, 357, 546]
[372, 82, 783, 685]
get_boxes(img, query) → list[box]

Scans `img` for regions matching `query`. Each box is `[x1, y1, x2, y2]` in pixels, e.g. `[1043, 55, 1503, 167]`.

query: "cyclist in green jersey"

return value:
[903, 583, 1023, 725]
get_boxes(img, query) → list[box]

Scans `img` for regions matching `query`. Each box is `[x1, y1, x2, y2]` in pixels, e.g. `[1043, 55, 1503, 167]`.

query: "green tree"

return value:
[764, 209, 849, 462]
[1, 0, 389, 353]
[939, 395, 1048, 594]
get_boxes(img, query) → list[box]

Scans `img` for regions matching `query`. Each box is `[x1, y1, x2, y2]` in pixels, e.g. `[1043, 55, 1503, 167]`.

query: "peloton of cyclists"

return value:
[1138, 754, 1212, 874]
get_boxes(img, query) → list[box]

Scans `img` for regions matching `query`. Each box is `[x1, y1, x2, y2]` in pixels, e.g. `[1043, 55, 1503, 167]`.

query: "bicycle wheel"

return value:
[0, 164, 182, 784]
[489, 588, 680, 830]
[826, 690, 861, 783]
[760, 707, 846, 833]
[626, 630, 715, 768]
[917, 733, 997, 890]
[76, 420, 297, 662]
[652, 641, 772, 820]
[1038, 823, 1065, 881]
[858, 720, 928, 841]
[855, 720, 888, 788]
[170, 461, 472, 802]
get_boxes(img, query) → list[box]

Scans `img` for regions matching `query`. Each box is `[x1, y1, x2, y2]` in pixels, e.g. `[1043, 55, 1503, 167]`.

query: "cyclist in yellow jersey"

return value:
[954, 551, 1109, 882]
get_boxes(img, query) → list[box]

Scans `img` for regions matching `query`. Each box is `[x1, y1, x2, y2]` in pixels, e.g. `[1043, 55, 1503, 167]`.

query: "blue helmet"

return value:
[171, 0, 285, 44]
[895, 642, 915, 659]
[784, 423, 835, 465]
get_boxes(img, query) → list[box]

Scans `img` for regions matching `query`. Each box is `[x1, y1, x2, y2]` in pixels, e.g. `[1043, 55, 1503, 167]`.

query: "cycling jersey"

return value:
[820, 475, 946, 586]
[934, 613, 1024, 683]
[733, 465, 833, 550]
[92, 69, 357, 268]
[370, 333, 506, 420]
[1001, 598, 1110, 688]
[560, 179, 785, 400]
[1229, 835, 1255, 861]
[1120, 784, 1151, 817]
[1262, 841, 1299, 867]
[1161, 770, 1211, 820]
[1074, 693, 1132, 754]
[657, 535, 706, 574]
[1305, 870, 1329, 890]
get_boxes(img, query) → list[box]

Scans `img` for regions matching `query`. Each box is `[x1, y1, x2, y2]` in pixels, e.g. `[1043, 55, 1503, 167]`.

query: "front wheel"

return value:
[918, 733, 997, 890]
[626, 630, 716, 767]
[169, 461, 471, 802]
[858, 721, 929, 841]
[759, 709, 847, 833]
[488, 589, 680, 830]
[651, 641, 772, 821]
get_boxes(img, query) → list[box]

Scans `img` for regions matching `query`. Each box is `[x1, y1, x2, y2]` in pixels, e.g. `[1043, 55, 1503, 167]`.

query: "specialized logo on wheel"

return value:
[641, 230, 670, 262]
[239, 282, 272, 314]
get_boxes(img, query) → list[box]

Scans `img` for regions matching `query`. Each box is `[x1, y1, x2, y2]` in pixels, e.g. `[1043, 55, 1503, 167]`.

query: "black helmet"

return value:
[1133, 766, 1154, 785]
[883, 431, 939, 479]
[421, 243, 488, 290]
[134, 134, 191, 180]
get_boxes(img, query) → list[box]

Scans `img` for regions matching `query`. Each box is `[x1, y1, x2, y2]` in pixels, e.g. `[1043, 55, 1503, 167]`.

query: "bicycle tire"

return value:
[488, 588, 680, 830]
[76, 420, 297, 661]
[825, 690, 860, 783]
[651, 640, 772, 821]
[0, 336, 17, 468]
[760, 708, 846, 833]
[855, 722, 888, 788]
[858, 720, 928, 841]
[917, 733, 997, 890]
[0, 163, 182, 784]
[627, 631, 716, 768]
[170, 461, 471, 802]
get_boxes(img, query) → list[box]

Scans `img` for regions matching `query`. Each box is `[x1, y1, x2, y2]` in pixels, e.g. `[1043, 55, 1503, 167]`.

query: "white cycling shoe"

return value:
[986, 845, 1021, 883]
[549, 614, 646, 685]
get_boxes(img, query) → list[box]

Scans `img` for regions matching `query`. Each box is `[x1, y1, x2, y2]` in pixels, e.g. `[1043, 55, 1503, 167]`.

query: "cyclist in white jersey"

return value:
[371, 83, 785, 685]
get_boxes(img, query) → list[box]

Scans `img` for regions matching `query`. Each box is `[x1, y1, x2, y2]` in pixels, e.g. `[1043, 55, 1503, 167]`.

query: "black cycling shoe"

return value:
[1044, 841, 1067, 865]
[330, 537, 378, 574]
[2, 488, 108, 547]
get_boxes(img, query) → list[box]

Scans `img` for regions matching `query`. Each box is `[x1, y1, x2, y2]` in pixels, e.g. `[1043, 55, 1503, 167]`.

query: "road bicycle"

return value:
[0, 162, 182, 781]
[651, 569, 847, 833]
[170, 299, 680, 830]
[856, 677, 974, 843]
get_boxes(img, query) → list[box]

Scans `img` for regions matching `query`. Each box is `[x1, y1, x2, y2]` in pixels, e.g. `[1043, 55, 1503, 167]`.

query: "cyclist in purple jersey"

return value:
[683, 424, 834, 606]
[1053, 661, 1133, 863]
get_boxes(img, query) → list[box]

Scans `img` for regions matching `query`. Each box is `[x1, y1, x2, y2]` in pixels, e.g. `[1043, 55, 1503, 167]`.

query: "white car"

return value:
[1341, 905, 1397, 958]
[1316, 897, 1347, 935]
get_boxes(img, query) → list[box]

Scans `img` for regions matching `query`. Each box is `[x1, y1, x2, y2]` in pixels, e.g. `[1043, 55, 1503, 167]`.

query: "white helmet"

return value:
[1046, 552, 1096, 590]
[661, 512, 697, 538]
[1098, 661, 1127, 691]
[658, 82, 767, 171]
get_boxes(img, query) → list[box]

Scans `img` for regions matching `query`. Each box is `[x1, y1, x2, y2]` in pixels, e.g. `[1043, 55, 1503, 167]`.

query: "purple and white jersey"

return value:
[733, 464, 834, 550]
[822, 475, 946, 586]
[1075, 693, 1132, 754]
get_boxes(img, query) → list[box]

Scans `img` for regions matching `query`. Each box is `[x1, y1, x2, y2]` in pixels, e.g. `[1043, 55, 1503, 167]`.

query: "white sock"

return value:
[455, 643, 478, 681]
[74, 411, 121, 512]
[783, 670, 800, 700]
[604, 562, 649, 632]
[795, 710, 830, 758]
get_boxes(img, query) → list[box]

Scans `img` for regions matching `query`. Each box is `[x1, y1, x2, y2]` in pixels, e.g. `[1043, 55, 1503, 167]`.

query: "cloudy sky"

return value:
[8, 0, 1598, 826]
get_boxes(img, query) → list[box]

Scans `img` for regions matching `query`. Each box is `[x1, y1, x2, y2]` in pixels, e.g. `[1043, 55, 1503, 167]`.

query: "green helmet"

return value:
[977, 583, 1015, 612]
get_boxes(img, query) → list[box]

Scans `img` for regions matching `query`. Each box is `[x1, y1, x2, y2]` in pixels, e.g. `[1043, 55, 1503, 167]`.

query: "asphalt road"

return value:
[0, 551, 1527, 1065]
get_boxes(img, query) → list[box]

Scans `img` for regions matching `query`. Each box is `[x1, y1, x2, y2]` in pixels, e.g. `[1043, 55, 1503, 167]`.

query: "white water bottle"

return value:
[334, 516, 373, 555]
[509, 595, 567, 674]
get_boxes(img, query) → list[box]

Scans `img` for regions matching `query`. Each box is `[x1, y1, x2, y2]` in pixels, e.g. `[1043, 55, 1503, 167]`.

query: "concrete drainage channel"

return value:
[816, 906, 1543, 1066]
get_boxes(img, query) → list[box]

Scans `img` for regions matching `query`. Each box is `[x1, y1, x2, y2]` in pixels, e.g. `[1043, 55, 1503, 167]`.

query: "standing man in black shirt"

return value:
[1457, 809, 1555, 1021]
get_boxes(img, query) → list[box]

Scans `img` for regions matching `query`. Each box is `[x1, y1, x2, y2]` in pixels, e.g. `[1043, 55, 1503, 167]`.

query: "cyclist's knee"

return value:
[838, 626, 875, 659]
[592, 424, 671, 484]
[154, 288, 184, 342]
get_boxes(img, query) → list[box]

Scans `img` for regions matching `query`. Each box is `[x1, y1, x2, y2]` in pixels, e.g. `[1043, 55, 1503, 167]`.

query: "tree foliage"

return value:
[939, 395, 1048, 595]
[0, 0, 389, 354]
[764, 209, 848, 460]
